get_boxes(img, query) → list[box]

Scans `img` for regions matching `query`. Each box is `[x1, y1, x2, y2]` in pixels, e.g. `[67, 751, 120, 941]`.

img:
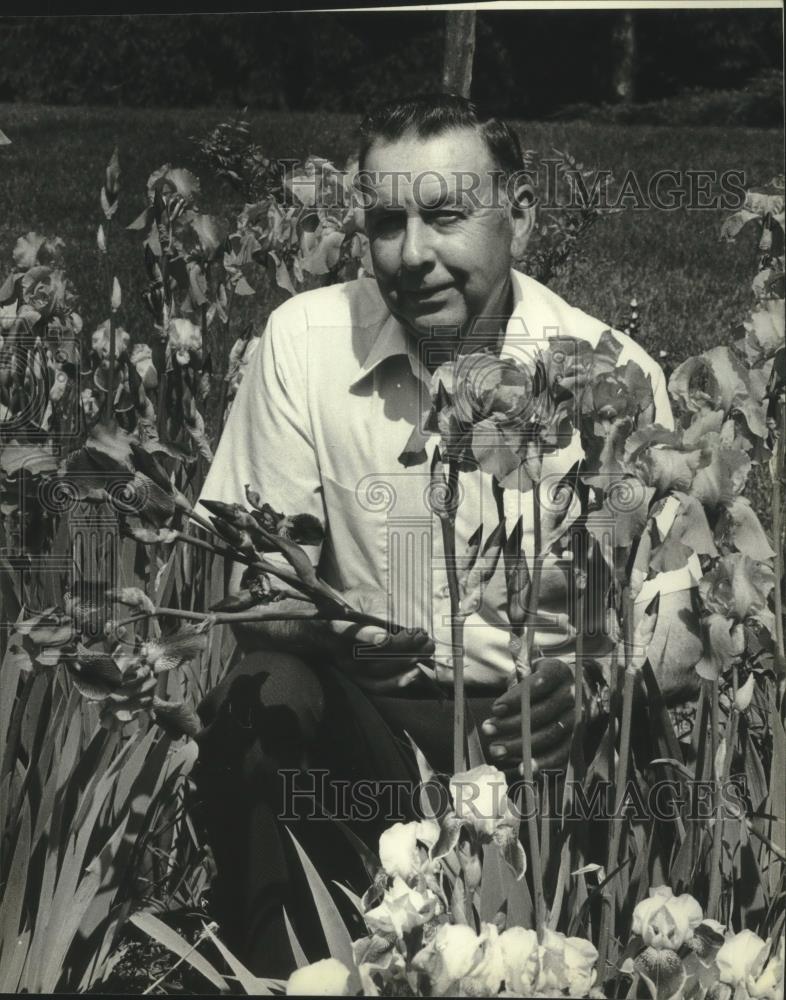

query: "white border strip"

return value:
[307, 2, 782, 12]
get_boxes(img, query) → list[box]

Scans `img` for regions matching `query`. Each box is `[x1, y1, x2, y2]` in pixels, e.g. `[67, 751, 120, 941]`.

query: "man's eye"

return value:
[426, 210, 465, 226]
[368, 212, 404, 234]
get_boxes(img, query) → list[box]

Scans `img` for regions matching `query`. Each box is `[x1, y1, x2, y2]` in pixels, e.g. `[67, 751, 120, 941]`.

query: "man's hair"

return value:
[357, 93, 525, 181]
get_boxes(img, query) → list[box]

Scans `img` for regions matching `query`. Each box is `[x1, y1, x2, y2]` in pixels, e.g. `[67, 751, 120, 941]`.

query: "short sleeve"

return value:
[196, 307, 326, 565]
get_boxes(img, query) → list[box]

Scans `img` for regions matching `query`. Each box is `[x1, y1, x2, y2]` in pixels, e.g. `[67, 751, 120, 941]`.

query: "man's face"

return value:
[361, 127, 524, 340]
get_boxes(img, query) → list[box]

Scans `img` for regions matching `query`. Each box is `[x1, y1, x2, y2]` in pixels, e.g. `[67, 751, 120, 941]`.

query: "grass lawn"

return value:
[0, 103, 782, 365]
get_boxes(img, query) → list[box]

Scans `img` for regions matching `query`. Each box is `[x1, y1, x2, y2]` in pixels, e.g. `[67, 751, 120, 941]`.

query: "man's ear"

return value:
[508, 180, 536, 259]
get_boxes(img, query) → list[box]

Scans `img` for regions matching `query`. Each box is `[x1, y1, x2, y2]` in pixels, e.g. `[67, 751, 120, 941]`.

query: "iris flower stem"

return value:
[117, 605, 381, 629]
[595, 632, 620, 977]
[746, 818, 786, 862]
[439, 461, 466, 775]
[516, 481, 546, 935]
[157, 234, 171, 442]
[115, 597, 440, 694]
[525, 484, 544, 666]
[101, 217, 115, 421]
[451, 612, 467, 776]
[215, 286, 236, 445]
[520, 674, 546, 936]
[708, 671, 737, 920]
[571, 528, 587, 793]
[148, 529, 414, 634]
[563, 537, 588, 921]
[598, 587, 635, 979]
[106, 320, 116, 422]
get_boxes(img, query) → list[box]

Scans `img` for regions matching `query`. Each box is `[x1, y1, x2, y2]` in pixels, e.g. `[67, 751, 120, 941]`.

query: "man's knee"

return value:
[197, 649, 326, 762]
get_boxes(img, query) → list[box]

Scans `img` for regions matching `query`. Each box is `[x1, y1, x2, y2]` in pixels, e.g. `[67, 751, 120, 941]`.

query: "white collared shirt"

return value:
[198, 270, 673, 687]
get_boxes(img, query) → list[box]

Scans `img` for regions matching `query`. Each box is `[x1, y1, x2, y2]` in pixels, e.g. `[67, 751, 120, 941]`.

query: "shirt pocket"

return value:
[320, 471, 391, 593]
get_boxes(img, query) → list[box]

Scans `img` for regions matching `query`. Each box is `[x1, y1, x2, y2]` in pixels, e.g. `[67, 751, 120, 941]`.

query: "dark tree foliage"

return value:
[0, 11, 781, 121]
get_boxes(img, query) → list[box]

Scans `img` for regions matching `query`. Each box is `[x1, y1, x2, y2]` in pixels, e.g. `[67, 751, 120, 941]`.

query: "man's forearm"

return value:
[231, 598, 338, 657]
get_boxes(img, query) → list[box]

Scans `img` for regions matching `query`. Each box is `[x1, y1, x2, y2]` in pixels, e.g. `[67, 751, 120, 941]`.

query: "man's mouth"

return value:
[401, 285, 453, 300]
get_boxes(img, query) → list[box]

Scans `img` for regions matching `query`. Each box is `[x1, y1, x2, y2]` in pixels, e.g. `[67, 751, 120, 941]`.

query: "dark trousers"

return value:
[193, 648, 499, 977]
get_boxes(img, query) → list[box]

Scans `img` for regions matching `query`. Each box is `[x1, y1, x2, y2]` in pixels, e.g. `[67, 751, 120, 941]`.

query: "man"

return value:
[194, 95, 673, 975]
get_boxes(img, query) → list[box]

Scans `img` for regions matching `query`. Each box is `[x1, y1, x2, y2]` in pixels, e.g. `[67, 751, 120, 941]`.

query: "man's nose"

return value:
[401, 217, 434, 269]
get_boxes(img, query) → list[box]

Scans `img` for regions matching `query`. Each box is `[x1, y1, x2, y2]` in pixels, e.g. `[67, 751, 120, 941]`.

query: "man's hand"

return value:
[328, 588, 435, 695]
[481, 658, 576, 774]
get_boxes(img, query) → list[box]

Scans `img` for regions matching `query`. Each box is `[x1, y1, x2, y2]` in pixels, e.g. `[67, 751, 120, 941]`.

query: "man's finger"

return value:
[337, 652, 428, 681]
[352, 667, 421, 695]
[332, 620, 434, 658]
[530, 737, 572, 776]
[382, 628, 435, 657]
[482, 684, 575, 736]
[487, 706, 574, 763]
[490, 660, 573, 717]
[530, 658, 574, 701]
[532, 707, 575, 752]
[330, 620, 385, 644]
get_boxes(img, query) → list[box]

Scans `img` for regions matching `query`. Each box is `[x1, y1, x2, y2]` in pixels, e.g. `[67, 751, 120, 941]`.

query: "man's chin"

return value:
[396, 306, 468, 340]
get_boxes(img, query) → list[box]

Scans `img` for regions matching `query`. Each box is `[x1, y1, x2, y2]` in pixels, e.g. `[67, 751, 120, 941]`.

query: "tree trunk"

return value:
[612, 11, 636, 103]
[442, 11, 476, 99]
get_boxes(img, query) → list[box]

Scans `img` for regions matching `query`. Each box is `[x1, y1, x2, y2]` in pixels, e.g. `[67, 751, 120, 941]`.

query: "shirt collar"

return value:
[349, 306, 431, 391]
[510, 266, 526, 313]
[349, 269, 529, 391]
